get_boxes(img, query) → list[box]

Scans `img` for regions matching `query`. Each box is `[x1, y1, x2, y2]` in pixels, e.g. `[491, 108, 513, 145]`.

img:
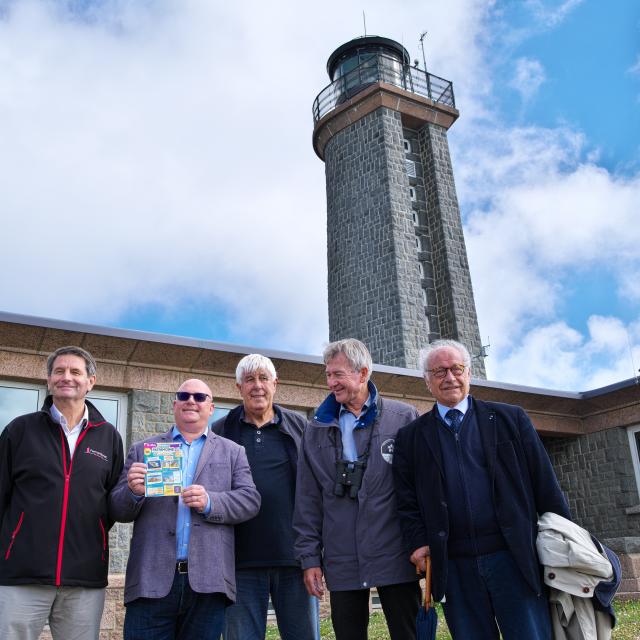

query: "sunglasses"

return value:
[175, 392, 211, 403]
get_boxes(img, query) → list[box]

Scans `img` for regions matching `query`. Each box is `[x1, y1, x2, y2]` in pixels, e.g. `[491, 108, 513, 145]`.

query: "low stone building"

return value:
[1, 311, 639, 638]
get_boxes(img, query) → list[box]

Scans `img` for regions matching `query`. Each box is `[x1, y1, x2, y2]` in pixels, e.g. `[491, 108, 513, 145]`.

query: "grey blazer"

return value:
[109, 428, 260, 604]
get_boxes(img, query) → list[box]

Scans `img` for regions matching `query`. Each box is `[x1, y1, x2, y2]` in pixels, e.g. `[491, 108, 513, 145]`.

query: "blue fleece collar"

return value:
[314, 380, 378, 428]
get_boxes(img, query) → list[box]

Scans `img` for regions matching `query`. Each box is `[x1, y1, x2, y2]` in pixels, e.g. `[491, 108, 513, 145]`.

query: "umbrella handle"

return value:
[416, 555, 433, 611]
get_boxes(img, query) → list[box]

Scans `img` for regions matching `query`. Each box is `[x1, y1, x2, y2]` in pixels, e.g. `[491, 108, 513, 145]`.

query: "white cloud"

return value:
[459, 120, 640, 387]
[0, 0, 331, 352]
[523, 0, 585, 29]
[0, 0, 637, 392]
[510, 57, 546, 101]
[493, 316, 640, 391]
[0, 0, 494, 355]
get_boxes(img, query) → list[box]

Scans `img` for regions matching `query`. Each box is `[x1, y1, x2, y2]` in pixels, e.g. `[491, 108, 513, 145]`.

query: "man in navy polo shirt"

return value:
[393, 339, 571, 640]
[212, 354, 318, 640]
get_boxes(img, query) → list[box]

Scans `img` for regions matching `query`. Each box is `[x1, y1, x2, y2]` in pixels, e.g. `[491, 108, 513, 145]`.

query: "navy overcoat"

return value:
[393, 398, 570, 602]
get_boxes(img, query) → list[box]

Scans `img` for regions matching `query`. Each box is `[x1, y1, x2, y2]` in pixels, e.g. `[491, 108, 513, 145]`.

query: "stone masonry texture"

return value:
[324, 105, 486, 375]
[543, 429, 640, 544]
[325, 107, 429, 369]
[417, 122, 485, 377]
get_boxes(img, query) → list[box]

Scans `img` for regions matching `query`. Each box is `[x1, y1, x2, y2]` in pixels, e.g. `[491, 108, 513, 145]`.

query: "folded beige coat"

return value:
[536, 512, 614, 640]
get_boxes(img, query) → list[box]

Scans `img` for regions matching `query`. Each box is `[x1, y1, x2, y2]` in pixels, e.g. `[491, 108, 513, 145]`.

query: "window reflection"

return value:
[209, 406, 231, 426]
[0, 382, 127, 439]
[87, 397, 119, 427]
[0, 386, 40, 432]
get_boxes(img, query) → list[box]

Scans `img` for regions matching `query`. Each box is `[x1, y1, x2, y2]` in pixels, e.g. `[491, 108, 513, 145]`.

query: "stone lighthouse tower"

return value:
[313, 35, 486, 376]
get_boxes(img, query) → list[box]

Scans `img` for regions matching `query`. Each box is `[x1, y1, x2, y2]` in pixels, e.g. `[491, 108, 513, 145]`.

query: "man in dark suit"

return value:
[393, 339, 570, 640]
[110, 378, 261, 640]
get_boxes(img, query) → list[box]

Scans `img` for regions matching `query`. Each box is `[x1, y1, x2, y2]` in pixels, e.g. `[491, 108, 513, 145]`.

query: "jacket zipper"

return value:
[4, 511, 24, 560]
[55, 425, 93, 586]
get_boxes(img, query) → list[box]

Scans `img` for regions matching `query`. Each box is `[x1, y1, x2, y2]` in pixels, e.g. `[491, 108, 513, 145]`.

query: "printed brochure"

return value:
[143, 442, 183, 497]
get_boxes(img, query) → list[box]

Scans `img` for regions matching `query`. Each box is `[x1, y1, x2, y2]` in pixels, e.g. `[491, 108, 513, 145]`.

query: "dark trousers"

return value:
[124, 570, 227, 640]
[330, 580, 421, 640]
[443, 550, 552, 640]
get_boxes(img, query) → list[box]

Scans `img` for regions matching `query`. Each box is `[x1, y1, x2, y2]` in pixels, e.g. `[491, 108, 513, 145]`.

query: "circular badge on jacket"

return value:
[381, 438, 395, 464]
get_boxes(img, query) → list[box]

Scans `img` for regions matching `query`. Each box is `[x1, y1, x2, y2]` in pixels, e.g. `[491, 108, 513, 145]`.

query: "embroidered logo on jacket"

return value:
[381, 438, 394, 464]
[85, 447, 109, 463]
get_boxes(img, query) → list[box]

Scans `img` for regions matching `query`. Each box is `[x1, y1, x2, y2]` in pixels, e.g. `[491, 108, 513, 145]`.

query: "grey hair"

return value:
[47, 346, 97, 378]
[419, 339, 472, 374]
[323, 339, 373, 381]
[235, 354, 277, 384]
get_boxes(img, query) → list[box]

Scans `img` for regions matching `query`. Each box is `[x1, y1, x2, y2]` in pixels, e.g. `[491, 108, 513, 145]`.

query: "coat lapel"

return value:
[194, 430, 217, 481]
[474, 399, 497, 479]
[419, 407, 444, 476]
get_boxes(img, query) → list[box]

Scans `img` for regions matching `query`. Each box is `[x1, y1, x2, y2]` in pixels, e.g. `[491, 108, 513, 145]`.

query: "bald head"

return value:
[173, 378, 214, 439]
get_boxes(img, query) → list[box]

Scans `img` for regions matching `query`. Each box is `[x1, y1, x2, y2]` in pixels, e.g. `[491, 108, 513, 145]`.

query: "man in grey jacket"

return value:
[110, 378, 261, 640]
[293, 339, 421, 640]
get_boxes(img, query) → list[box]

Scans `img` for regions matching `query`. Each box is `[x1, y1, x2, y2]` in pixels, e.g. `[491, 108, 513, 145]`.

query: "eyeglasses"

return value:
[427, 364, 467, 379]
[175, 392, 211, 403]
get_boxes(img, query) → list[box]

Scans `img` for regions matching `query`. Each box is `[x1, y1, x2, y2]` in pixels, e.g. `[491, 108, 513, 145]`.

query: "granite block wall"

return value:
[543, 428, 640, 542]
[324, 104, 485, 375]
[418, 122, 486, 377]
[324, 107, 429, 369]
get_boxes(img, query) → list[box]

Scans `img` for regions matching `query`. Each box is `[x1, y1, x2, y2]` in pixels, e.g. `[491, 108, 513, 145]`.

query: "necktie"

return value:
[446, 408, 463, 433]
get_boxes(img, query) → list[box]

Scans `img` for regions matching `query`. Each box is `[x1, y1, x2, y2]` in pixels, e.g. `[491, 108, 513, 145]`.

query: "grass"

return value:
[266, 600, 640, 639]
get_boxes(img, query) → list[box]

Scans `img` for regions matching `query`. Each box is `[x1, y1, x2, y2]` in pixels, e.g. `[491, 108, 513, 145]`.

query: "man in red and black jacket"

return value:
[0, 345, 124, 640]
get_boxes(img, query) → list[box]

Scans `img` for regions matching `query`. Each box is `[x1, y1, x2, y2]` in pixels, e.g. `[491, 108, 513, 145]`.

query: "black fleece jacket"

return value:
[0, 397, 124, 588]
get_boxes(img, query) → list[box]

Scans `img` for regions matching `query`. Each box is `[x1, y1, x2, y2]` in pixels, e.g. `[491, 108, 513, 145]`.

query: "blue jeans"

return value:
[224, 567, 319, 640]
[124, 570, 226, 640]
[442, 550, 552, 640]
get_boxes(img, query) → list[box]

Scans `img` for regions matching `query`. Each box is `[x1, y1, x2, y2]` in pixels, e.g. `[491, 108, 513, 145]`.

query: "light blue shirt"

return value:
[436, 396, 470, 425]
[338, 394, 371, 462]
[172, 426, 211, 561]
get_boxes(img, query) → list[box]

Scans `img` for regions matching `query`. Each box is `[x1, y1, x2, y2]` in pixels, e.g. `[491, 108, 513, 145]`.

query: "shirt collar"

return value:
[339, 393, 372, 418]
[50, 402, 88, 431]
[436, 396, 470, 422]
[171, 424, 209, 443]
[239, 407, 280, 426]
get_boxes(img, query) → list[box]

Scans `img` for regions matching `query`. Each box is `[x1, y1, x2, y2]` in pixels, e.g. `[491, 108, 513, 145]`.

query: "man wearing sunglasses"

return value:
[393, 339, 570, 640]
[110, 378, 261, 640]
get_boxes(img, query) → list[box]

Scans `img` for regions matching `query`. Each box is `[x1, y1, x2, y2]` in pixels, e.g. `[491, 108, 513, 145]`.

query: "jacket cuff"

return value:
[300, 555, 322, 570]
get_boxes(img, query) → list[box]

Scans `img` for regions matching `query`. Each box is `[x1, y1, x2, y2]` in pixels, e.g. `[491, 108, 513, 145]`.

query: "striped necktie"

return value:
[445, 408, 463, 433]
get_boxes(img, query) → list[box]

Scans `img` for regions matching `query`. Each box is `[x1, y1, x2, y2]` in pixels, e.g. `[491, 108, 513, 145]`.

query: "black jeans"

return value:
[329, 580, 421, 640]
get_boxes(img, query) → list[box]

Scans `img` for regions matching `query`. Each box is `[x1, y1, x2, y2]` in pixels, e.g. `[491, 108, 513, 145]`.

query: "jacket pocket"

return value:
[4, 511, 24, 560]
[98, 518, 106, 562]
